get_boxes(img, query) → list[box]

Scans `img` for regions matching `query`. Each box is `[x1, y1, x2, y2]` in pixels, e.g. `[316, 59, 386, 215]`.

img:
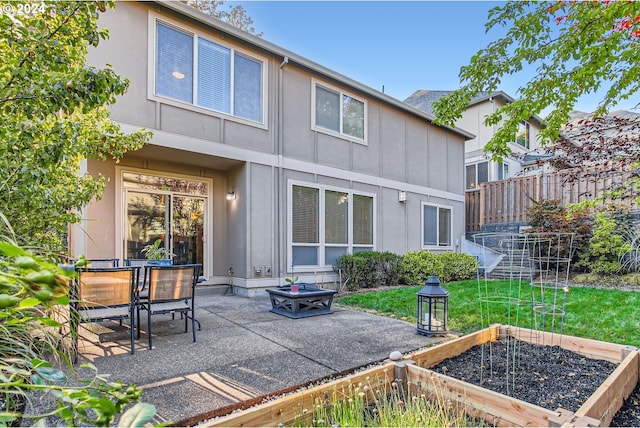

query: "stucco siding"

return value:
[405, 119, 430, 187]
[248, 164, 275, 278]
[83, 159, 118, 259]
[379, 188, 408, 255]
[281, 70, 315, 161]
[379, 110, 406, 182]
[160, 104, 223, 141]
[352, 102, 381, 176]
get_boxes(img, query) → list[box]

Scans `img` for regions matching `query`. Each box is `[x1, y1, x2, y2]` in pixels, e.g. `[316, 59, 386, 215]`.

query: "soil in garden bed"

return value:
[428, 338, 639, 426]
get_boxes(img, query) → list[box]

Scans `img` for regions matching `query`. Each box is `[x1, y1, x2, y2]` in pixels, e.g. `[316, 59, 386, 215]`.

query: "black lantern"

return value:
[416, 275, 449, 336]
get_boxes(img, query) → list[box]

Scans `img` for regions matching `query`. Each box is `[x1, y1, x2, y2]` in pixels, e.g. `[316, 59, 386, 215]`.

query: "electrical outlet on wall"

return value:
[254, 266, 262, 276]
[265, 266, 272, 276]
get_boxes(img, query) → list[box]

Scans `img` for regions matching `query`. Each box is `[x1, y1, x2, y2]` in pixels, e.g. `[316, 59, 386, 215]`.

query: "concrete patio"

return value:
[72, 286, 445, 426]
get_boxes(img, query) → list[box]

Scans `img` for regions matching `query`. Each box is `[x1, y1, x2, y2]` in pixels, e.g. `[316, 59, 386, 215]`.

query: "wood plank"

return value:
[204, 363, 395, 427]
[575, 351, 639, 427]
[407, 364, 557, 427]
[505, 325, 629, 363]
[408, 325, 500, 368]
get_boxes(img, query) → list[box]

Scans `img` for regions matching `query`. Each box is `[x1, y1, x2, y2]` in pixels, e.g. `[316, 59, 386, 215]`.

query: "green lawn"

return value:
[335, 280, 640, 347]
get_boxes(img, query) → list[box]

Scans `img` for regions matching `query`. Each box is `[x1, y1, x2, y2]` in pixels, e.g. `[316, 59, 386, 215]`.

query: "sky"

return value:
[228, 1, 639, 115]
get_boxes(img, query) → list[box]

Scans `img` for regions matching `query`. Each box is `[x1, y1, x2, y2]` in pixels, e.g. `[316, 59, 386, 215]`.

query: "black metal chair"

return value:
[136, 264, 201, 349]
[70, 266, 139, 361]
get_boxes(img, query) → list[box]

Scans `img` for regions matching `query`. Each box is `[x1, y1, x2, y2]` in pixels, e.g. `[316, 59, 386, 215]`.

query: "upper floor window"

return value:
[313, 81, 366, 142]
[155, 21, 263, 123]
[497, 161, 509, 181]
[516, 121, 530, 148]
[290, 182, 374, 269]
[465, 161, 488, 190]
[422, 203, 452, 249]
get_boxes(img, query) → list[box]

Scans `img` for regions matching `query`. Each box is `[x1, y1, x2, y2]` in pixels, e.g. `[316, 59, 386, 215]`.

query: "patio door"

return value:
[123, 172, 208, 270]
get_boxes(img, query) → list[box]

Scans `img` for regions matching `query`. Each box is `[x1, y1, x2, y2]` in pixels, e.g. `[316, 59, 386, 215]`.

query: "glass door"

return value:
[172, 195, 205, 265]
[123, 172, 209, 271]
[126, 191, 170, 259]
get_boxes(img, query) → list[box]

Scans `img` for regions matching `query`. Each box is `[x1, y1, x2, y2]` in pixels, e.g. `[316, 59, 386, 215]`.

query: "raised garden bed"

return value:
[204, 325, 639, 427]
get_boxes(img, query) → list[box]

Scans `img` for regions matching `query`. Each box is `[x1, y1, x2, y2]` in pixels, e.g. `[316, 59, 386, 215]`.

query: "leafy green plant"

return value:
[333, 254, 367, 292]
[0, 239, 155, 426]
[398, 251, 444, 285]
[578, 212, 632, 275]
[620, 224, 640, 273]
[0, 1, 151, 250]
[439, 252, 479, 283]
[527, 199, 592, 271]
[333, 251, 402, 291]
[293, 374, 479, 427]
[141, 239, 174, 261]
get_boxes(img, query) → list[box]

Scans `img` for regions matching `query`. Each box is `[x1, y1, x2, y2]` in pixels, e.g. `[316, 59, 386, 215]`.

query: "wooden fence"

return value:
[466, 167, 638, 232]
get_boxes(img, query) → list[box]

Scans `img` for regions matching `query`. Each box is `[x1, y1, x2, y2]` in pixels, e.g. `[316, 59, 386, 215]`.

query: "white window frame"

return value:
[311, 79, 367, 144]
[498, 161, 509, 181]
[421, 202, 453, 250]
[148, 13, 267, 128]
[515, 120, 531, 149]
[465, 161, 489, 190]
[287, 180, 376, 272]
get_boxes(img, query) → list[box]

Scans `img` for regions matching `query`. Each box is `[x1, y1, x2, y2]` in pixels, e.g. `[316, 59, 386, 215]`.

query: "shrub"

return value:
[526, 199, 592, 271]
[439, 252, 479, 283]
[398, 250, 444, 285]
[620, 224, 640, 273]
[334, 251, 402, 291]
[578, 212, 632, 275]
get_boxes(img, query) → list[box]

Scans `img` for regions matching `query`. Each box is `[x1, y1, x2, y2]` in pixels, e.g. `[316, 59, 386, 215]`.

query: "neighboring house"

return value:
[73, 1, 474, 296]
[404, 90, 548, 191]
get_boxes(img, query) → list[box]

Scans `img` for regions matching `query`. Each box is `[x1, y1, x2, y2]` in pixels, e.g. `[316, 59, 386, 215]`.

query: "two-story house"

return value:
[72, 1, 474, 296]
[404, 90, 547, 191]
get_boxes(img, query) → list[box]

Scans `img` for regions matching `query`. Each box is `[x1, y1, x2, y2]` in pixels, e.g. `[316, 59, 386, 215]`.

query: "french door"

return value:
[123, 172, 208, 269]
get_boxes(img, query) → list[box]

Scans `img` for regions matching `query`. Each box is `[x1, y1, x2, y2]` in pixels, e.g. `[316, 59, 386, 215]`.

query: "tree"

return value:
[181, 0, 262, 36]
[0, 1, 151, 249]
[432, 0, 640, 161]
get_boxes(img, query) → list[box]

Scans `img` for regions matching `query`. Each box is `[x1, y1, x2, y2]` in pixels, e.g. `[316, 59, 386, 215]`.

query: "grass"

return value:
[336, 279, 640, 348]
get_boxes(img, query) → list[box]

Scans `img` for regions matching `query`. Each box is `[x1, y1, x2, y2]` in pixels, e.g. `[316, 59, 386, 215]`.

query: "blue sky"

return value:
[229, 1, 639, 115]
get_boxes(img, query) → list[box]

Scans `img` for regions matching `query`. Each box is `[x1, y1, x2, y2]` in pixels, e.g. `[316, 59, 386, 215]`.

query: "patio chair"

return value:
[71, 266, 139, 361]
[86, 258, 120, 268]
[137, 264, 201, 349]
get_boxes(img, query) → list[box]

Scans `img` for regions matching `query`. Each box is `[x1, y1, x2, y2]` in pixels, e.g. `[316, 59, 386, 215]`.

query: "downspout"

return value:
[276, 56, 288, 285]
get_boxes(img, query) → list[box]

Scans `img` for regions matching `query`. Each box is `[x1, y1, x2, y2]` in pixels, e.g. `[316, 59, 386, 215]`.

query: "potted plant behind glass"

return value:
[141, 239, 174, 266]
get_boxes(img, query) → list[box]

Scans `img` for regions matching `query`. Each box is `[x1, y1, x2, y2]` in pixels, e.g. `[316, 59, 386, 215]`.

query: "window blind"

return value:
[156, 23, 193, 103]
[353, 194, 373, 245]
[234, 54, 262, 122]
[292, 185, 319, 243]
[197, 38, 230, 113]
[325, 190, 348, 244]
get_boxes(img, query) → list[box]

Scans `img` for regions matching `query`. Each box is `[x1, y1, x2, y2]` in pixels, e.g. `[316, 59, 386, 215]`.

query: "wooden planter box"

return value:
[204, 325, 639, 427]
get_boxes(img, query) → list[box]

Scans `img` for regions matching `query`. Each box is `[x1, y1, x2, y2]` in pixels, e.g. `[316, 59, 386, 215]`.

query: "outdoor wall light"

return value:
[226, 191, 236, 201]
[398, 191, 407, 202]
